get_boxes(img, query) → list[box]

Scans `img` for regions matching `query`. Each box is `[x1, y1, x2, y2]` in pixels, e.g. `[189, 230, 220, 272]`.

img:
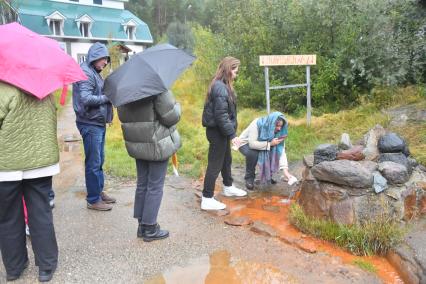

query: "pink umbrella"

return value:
[0, 22, 87, 104]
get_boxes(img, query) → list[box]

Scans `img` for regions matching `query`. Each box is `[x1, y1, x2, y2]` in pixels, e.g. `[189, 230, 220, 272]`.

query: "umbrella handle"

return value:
[60, 85, 68, 106]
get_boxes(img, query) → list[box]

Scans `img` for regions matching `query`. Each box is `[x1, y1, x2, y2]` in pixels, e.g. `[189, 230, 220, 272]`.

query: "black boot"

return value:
[245, 180, 254, 190]
[39, 269, 55, 282]
[137, 223, 143, 238]
[140, 224, 169, 242]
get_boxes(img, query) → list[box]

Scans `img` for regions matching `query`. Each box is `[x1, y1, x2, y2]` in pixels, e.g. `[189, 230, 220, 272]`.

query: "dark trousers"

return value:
[203, 127, 233, 198]
[134, 159, 169, 225]
[0, 177, 58, 275]
[76, 122, 106, 204]
[239, 144, 259, 183]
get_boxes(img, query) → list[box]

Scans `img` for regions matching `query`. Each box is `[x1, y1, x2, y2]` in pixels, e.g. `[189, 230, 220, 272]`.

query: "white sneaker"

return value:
[201, 197, 226, 210]
[49, 199, 55, 209]
[222, 185, 247, 197]
[25, 224, 30, 236]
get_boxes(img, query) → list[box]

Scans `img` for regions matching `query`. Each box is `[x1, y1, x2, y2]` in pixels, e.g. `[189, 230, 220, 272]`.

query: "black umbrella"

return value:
[104, 43, 196, 107]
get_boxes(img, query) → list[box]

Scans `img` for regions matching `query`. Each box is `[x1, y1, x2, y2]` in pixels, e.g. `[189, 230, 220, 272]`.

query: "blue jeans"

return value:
[76, 122, 106, 204]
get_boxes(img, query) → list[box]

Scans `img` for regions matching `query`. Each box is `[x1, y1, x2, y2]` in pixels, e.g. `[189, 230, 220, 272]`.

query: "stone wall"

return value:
[297, 125, 426, 225]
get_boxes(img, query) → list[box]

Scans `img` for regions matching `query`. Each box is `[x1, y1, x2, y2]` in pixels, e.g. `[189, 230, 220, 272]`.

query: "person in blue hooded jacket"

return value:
[72, 42, 116, 211]
[237, 112, 298, 190]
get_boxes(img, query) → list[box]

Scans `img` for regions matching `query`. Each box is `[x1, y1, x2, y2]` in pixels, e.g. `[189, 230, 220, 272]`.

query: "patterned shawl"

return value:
[256, 112, 288, 184]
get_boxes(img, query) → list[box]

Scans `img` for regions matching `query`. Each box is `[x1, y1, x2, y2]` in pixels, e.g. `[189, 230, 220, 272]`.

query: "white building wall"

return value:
[70, 42, 95, 63]
[51, 0, 125, 10]
[68, 42, 145, 63]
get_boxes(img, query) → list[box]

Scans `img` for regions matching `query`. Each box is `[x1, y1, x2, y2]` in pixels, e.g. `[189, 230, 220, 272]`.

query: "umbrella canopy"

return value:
[0, 22, 87, 102]
[104, 43, 195, 107]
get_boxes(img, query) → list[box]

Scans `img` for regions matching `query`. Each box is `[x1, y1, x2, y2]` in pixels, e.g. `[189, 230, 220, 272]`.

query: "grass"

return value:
[288, 203, 405, 256]
[104, 79, 424, 178]
[103, 60, 425, 179]
[352, 259, 377, 273]
[388, 99, 426, 166]
[104, 114, 136, 178]
[53, 89, 72, 115]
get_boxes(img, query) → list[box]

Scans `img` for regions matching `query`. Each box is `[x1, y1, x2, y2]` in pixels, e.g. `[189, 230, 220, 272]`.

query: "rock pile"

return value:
[297, 124, 426, 225]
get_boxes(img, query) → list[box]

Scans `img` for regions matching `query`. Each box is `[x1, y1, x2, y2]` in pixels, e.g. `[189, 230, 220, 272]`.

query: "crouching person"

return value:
[237, 112, 297, 190]
[0, 82, 58, 282]
[117, 90, 181, 242]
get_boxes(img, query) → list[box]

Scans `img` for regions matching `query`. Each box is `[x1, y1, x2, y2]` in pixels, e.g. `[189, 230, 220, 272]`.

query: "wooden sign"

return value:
[259, 55, 316, 66]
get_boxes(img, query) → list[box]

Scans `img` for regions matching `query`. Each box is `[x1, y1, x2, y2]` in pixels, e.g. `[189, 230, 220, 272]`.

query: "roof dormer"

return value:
[45, 11, 66, 36]
[75, 14, 94, 37]
[122, 19, 138, 40]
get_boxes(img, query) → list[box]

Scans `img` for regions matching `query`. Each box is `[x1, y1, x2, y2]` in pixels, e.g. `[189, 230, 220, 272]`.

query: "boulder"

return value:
[339, 133, 353, 150]
[311, 160, 373, 188]
[319, 182, 348, 201]
[330, 198, 355, 225]
[303, 155, 315, 168]
[313, 144, 338, 165]
[297, 180, 330, 219]
[379, 152, 411, 173]
[353, 194, 398, 223]
[337, 145, 365, 161]
[359, 160, 379, 173]
[302, 167, 316, 181]
[373, 171, 388, 193]
[379, 161, 410, 185]
[378, 133, 406, 154]
[362, 124, 386, 161]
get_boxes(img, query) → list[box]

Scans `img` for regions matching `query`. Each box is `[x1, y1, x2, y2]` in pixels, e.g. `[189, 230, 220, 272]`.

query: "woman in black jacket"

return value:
[201, 57, 247, 210]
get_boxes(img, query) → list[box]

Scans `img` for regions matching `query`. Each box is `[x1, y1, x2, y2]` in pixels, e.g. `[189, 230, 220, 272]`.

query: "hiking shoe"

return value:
[39, 268, 55, 282]
[6, 260, 28, 281]
[245, 181, 254, 190]
[139, 223, 169, 242]
[222, 185, 247, 197]
[201, 196, 226, 210]
[87, 201, 112, 211]
[101, 192, 116, 204]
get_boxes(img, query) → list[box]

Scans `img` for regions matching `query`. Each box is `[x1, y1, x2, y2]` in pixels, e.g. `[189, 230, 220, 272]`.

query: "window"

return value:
[76, 15, 93, 38]
[93, 0, 102, 4]
[126, 26, 135, 40]
[45, 11, 66, 36]
[80, 22, 89, 37]
[49, 20, 62, 35]
[77, 54, 87, 64]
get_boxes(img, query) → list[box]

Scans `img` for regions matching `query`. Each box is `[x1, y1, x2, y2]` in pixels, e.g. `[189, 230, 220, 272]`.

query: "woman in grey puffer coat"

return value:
[117, 90, 181, 242]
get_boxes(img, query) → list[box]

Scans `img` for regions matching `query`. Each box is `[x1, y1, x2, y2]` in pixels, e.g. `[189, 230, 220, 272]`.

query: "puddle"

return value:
[145, 250, 297, 284]
[221, 196, 404, 284]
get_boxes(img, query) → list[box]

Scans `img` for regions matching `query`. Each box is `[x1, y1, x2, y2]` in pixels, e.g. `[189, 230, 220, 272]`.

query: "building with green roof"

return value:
[12, 0, 153, 62]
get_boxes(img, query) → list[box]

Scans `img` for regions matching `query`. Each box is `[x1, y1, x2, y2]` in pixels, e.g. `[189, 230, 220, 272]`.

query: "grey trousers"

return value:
[0, 177, 58, 275]
[134, 159, 169, 225]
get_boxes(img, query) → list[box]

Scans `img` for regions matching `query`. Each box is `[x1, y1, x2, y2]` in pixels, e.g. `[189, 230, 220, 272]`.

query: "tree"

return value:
[166, 21, 194, 53]
[0, 0, 18, 24]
